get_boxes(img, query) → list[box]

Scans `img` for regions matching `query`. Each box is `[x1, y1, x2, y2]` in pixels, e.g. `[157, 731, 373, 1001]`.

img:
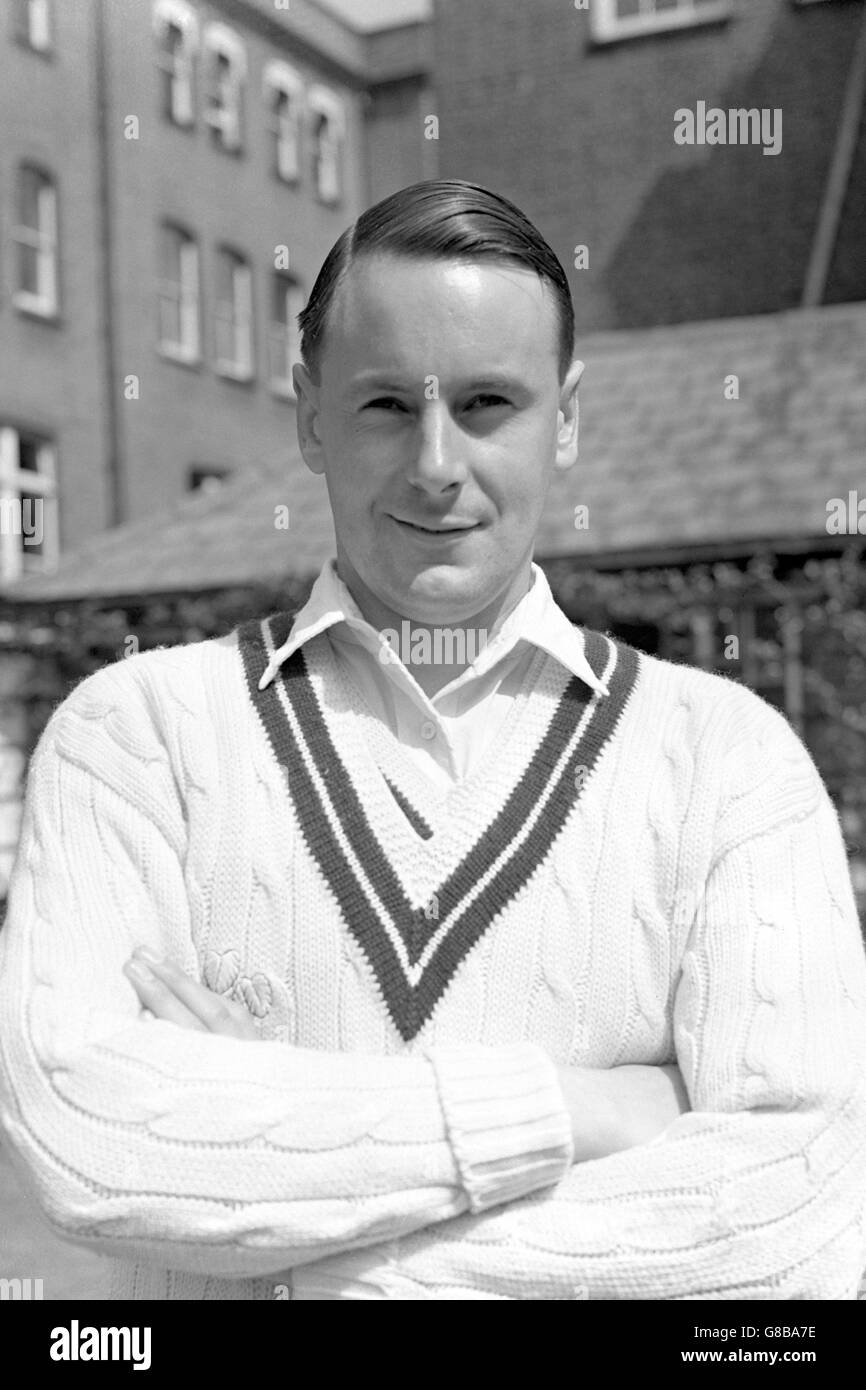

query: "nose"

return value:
[404, 401, 468, 496]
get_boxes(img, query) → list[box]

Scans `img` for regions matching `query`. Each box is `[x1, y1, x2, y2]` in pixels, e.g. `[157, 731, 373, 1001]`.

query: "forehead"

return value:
[322, 253, 560, 384]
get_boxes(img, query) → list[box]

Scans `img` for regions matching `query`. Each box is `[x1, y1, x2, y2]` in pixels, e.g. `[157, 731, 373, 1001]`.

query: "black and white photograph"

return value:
[1, 0, 866, 1341]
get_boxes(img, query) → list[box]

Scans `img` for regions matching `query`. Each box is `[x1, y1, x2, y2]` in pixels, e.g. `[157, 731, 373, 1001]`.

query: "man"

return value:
[1, 179, 865, 1300]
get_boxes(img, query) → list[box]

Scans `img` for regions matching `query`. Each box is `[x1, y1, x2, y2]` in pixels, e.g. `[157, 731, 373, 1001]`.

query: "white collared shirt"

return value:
[259, 558, 609, 790]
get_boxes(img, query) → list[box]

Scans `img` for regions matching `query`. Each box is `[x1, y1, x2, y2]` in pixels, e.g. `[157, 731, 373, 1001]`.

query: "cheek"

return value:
[482, 449, 551, 518]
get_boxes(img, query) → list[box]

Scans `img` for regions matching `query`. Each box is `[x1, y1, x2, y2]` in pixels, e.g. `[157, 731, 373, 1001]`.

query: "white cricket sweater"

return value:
[1, 612, 866, 1301]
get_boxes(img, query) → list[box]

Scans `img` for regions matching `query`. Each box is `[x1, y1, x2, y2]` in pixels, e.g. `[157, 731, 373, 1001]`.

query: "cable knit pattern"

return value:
[1, 616, 865, 1301]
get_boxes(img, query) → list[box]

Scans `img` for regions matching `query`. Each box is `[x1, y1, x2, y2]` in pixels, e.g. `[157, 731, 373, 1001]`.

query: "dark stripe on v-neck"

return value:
[382, 776, 434, 840]
[238, 615, 640, 1042]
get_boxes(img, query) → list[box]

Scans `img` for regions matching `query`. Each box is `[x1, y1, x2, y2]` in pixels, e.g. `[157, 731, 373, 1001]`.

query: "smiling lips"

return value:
[393, 516, 478, 534]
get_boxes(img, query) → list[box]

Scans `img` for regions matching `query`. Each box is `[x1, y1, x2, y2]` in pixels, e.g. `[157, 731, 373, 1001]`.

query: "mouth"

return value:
[391, 516, 479, 537]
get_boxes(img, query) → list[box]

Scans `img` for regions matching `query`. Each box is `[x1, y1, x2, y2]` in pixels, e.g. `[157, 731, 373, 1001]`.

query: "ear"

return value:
[554, 358, 585, 473]
[293, 363, 326, 477]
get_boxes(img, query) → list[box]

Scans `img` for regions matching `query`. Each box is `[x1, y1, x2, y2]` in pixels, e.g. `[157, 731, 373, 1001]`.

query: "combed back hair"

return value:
[297, 179, 575, 384]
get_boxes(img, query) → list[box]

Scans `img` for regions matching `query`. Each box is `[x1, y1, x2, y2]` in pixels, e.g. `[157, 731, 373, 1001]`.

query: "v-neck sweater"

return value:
[260, 557, 611, 790]
[1, 613, 866, 1301]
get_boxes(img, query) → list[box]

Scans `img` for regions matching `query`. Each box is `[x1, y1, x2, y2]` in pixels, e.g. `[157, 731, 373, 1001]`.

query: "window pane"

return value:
[313, 115, 340, 201]
[18, 167, 44, 229]
[159, 22, 193, 126]
[158, 227, 197, 354]
[17, 243, 40, 296]
[17, 0, 50, 48]
[271, 276, 289, 327]
[188, 467, 229, 494]
[159, 295, 181, 346]
[215, 248, 236, 301]
[270, 276, 302, 386]
[18, 494, 44, 556]
[214, 251, 251, 371]
[29, 0, 51, 48]
[0, 429, 56, 581]
[160, 224, 181, 278]
[206, 45, 242, 148]
[17, 438, 42, 473]
[272, 91, 299, 180]
[166, 20, 184, 57]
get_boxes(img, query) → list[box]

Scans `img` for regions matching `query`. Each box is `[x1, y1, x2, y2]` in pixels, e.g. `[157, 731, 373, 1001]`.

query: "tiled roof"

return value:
[5, 302, 865, 603]
[538, 301, 866, 561]
[4, 453, 335, 602]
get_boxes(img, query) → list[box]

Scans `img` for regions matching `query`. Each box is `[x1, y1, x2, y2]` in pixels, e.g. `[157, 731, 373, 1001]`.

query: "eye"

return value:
[364, 397, 406, 412]
[467, 394, 509, 409]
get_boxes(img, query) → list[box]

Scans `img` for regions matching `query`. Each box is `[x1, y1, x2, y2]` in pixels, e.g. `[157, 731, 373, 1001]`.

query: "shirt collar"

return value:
[257, 557, 609, 698]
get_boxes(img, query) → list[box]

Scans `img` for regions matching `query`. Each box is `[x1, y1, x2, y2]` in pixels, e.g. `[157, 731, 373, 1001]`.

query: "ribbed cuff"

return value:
[428, 1043, 574, 1214]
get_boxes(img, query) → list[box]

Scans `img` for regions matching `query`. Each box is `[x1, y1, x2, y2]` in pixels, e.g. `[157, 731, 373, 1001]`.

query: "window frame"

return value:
[263, 59, 304, 184]
[152, 0, 199, 128]
[202, 21, 246, 154]
[188, 465, 231, 495]
[590, 0, 733, 44]
[0, 426, 59, 583]
[307, 84, 345, 206]
[12, 164, 59, 318]
[15, 0, 52, 53]
[156, 223, 201, 365]
[269, 272, 304, 399]
[213, 246, 255, 382]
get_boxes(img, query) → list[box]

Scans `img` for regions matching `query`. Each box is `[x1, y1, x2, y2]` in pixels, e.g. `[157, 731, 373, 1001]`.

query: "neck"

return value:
[336, 560, 534, 698]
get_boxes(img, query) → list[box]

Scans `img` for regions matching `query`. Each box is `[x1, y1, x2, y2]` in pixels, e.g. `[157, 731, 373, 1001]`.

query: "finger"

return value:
[132, 950, 257, 1039]
[123, 958, 208, 1032]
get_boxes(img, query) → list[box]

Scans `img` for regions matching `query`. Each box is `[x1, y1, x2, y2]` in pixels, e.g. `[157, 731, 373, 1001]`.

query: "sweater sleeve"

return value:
[0, 661, 573, 1279]
[289, 697, 866, 1300]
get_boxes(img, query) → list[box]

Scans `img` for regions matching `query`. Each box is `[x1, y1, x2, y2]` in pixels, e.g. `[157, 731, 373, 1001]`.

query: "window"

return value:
[308, 86, 345, 204]
[0, 427, 58, 583]
[590, 0, 732, 43]
[188, 466, 230, 495]
[214, 248, 253, 379]
[13, 165, 58, 317]
[157, 224, 200, 362]
[15, 0, 52, 52]
[269, 273, 304, 397]
[203, 23, 246, 152]
[263, 60, 303, 183]
[153, 0, 198, 127]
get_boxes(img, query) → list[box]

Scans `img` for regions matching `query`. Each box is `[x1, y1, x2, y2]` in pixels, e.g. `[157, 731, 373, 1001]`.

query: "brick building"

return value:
[0, 0, 434, 585]
[431, 0, 866, 332]
[0, 0, 434, 898]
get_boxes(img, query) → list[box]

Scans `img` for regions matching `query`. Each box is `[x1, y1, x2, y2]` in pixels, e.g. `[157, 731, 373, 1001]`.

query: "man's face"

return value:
[294, 253, 583, 629]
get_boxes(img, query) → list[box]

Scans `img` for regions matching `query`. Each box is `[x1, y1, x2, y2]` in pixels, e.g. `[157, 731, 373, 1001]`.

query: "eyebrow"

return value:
[346, 373, 526, 398]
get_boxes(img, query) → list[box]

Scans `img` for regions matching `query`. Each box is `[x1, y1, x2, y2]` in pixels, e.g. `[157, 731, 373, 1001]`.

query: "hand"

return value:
[554, 1062, 690, 1163]
[123, 946, 260, 1040]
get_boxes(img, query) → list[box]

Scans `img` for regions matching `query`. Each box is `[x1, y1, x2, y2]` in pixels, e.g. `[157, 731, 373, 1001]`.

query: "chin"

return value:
[394, 566, 493, 620]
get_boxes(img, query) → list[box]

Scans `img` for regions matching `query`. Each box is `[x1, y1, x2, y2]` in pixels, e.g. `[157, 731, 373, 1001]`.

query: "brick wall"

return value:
[1, 0, 433, 558]
[103, 0, 368, 523]
[432, 0, 866, 334]
[0, 0, 111, 550]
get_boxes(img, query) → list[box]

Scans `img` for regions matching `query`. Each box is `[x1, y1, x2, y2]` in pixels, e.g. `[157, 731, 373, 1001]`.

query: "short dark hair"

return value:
[297, 179, 575, 384]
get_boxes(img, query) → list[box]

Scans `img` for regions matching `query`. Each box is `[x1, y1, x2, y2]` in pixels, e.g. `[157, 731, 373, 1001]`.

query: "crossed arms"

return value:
[1, 664, 866, 1299]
